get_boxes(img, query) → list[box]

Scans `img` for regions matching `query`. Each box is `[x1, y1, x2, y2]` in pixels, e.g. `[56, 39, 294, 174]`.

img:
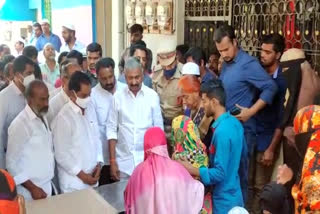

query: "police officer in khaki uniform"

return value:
[152, 48, 184, 150]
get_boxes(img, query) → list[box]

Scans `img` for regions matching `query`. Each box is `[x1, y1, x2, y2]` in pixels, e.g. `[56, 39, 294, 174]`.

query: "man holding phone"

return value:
[214, 25, 278, 205]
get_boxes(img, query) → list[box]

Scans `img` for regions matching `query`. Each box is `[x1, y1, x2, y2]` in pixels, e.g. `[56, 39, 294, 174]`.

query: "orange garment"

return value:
[292, 105, 320, 213]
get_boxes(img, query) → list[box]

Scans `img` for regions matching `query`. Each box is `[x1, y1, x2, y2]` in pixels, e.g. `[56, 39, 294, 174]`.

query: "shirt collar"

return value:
[272, 67, 280, 79]
[61, 88, 70, 102]
[44, 62, 59, 69]
[231, 48, 243, 64]
[172, 63, 183, 79]
[63, 40, 81, 50]
[68, 100, 82, 115]
[126, 84, 145, 97]
[11, 82, 23, 95]
[25, 104, 38, 121]
[213, 112, 230, 128]
[97, 82, 117, 95]
[40, 32, 53, 38]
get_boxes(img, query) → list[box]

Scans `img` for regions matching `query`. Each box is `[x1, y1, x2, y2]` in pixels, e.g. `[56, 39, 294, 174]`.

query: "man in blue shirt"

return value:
[36, 19, 62, 52]
[178, 79, 245, 214]
[249, 34, 287, 214]
[214, 25, 278, 203]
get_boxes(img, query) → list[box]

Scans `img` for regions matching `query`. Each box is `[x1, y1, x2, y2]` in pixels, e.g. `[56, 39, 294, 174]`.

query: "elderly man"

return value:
[47, 60, 82, 125]
[152, 47, 184, 147]
[60, 24, 85, 53]
[0, 56, 35, 169]
[107, 57, 163, 181]
[52, 71, 103, 193]
[91, 57, 125, 185]
[36, 19, 61, 52]
[39, 43, 59, 86]
[6, 80, 55, 201]
[119, 44, 153, 88]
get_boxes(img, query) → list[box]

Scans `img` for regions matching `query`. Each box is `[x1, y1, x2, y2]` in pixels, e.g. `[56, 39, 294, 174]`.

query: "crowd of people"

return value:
[0, 20, 320, 214]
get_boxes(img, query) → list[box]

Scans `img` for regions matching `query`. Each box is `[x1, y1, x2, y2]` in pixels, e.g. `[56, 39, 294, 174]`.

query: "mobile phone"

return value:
[230, 106, 241, 116]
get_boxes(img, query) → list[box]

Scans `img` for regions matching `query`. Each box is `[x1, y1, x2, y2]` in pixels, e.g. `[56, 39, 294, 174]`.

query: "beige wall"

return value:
[95, 0, 112, 57]
[124, 0, 185, 68]
[96, 0, 185, 74]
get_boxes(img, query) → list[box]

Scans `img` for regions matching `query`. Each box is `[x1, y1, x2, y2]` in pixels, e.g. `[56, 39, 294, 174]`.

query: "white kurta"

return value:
[47, 88, 69, 126]
[91, 81, 126, 164]
[52, 101, 103, 193]
[0, 82, 26, 169]
[107, 85, 164, 175]
[6, 105, 55, 201]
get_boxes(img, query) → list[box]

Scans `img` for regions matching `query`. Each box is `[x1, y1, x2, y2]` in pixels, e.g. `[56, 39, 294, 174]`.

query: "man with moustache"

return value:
[214, 25, 278, 203]
[91, 57, 125, 185]
[107, 57, 163, 181]
[0, 56, 35, 169]
[60, 24, 85, 53]
[85, 42, 102, 87]
[6, 80, 55, 201]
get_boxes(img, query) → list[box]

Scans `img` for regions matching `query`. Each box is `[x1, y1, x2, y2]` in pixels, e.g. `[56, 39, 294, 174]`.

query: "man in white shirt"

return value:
[60, 24, 85, 53]
[91, 57, 125, 185]
[39, 43, 60, 86]
[107, 57, 164, 181]
[52, 71, 103, 193]
[6, 80, 55, 201]
[0, 55, 35, 169]
[47, 59, 82, 125]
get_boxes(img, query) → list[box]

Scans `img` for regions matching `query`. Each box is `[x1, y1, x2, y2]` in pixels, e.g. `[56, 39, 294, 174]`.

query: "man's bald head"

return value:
[26, 80, 49, 116]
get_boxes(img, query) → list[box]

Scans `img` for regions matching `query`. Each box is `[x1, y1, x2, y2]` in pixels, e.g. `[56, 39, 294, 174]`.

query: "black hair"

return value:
[22, 46, 38, 59]
[213, 24, 236, 43]
[261, 33, 286, 55]
[67, 50, 83, 66]
[95, 57, 115, 75]
[86, 42, 102, 57]
[13, 55, 34, 74]
[200, 79, 226, 106]
[184, 47, 207, 65]
[58, 51, 69, 65]
[129, 44, 148, 57]
[209, 50, 221, 58]
[1, 55, 15, 65]
[132, 40, 146, 47]
[25, 80, 47, 99]
[34, 63, 42, 80]
[68, 71, 91, 92]
[32, 22, 42, 29]
[176, 44, 190, 55]
[129, 24, 143, 34]
[3, 63, 13, 78]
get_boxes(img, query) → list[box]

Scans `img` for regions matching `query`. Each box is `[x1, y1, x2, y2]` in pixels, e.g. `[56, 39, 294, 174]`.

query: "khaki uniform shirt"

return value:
[152, 63, 184, 121]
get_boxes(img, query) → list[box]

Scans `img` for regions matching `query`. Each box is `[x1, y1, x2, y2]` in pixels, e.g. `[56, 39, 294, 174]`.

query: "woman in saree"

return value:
[171, 115, 211, 213]
[124, 127, 204, 214]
